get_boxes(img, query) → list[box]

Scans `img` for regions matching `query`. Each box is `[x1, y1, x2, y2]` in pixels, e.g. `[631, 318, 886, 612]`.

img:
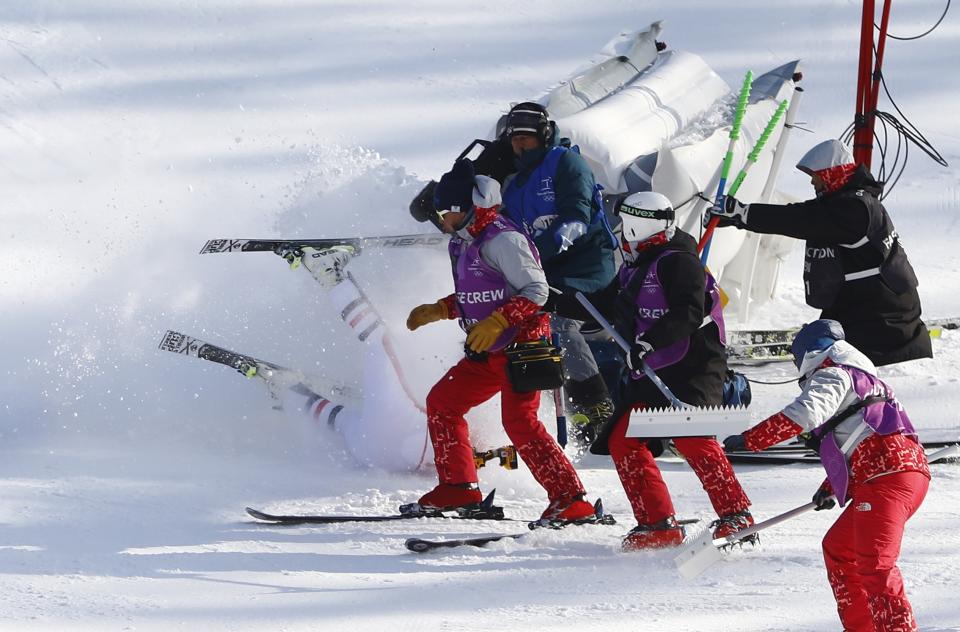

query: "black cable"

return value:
[745, 375, 797, 386]
[877, 0, 950, 41]
[842, 37, 949, 200]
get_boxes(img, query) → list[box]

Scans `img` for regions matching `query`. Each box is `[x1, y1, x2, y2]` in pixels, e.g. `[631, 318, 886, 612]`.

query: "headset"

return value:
[503, 102, 556, 146]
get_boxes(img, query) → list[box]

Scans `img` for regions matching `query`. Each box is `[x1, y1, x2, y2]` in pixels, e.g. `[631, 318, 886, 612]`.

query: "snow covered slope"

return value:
[2, 1, 959, 630]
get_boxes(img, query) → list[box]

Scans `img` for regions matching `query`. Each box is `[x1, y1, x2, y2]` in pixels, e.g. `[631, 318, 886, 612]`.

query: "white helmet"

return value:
[618, 191, 675, 243]
[796, 139, 855, 175]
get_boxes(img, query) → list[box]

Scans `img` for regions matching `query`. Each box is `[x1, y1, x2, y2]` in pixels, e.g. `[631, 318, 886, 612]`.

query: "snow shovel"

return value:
[573, 292, 750, 437]
[674, 501, 818, 580]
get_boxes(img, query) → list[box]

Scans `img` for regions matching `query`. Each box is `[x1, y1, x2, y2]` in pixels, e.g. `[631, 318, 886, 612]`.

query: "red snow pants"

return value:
[424, 351, 584, 501]
[822, 471, 928, 632]
[606, 409, 750, 524]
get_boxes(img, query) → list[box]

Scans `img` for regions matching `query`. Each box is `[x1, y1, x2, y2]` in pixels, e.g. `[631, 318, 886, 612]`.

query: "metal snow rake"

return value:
[573, 292, 750, 437]
[674, 501, 819, 579]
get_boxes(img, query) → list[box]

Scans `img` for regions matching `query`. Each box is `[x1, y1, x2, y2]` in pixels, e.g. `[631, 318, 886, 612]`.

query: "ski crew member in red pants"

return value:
[406, 158, 596, 524]
[549, 191, 753, 549]
[724, 319, 929, 632]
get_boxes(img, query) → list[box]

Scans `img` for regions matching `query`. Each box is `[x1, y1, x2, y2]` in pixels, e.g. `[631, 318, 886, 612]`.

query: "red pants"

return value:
[822, 471, 928, 632]
[606, 409, 750, 524]
[425, 352, 584, 501]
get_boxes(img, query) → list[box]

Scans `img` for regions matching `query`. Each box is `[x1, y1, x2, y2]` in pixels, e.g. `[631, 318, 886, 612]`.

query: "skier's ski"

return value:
[247, 490, 511, 525]
[199, 233, 448, 255]
[726, 317, 958, 364]
[158, 330, 360, 403]
[405, 512, 699, 553]
[405, 532, 526, 552]
[726, 341, 792, 365]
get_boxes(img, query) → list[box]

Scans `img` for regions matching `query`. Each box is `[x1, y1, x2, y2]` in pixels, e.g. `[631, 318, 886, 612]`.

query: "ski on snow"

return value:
[247, 490, 516, 526]
[198, 233, 448, 255]
[405, 512, 701, 553]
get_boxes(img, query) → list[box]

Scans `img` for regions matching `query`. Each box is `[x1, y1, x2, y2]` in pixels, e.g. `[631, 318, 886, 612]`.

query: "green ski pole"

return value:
[699, 71, 753, 264]
[726, 99, 790, 197]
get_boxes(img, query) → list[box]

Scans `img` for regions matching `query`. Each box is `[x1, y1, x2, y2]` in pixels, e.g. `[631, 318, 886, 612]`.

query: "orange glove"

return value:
[406, 301, 448, 331]
[466, 311, 510, 353]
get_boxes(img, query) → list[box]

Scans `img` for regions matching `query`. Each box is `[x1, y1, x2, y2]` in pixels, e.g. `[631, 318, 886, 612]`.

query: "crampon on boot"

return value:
[538, 494, 596, 525]
[711, 510, 757, 545]
[622, 516, 686, 551]
[570, 398, 615, 446]
[566, 375, 614, 447]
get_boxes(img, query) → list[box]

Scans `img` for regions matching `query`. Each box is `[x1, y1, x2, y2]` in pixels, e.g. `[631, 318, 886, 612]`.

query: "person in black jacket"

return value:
[550, 191, 753, 551]
[705, 139, 931, 366]
[498, 103, 620, 443]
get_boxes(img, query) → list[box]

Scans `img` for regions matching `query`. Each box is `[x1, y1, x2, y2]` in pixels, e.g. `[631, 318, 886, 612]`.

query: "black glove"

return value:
[704, 195, 750, 229]
[722, 434, 747, 453]
[812, 485, 836, 511]
[626, 338, 653, 372]
[542, 290, 558, 313]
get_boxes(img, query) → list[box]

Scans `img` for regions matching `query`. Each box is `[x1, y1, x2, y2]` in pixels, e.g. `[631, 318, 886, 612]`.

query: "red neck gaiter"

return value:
[816, 163, 858, 195]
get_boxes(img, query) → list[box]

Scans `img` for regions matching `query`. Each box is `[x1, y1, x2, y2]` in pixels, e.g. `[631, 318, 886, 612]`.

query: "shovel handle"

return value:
[573, 291, 691, 409]
[716, 501, 819, 546]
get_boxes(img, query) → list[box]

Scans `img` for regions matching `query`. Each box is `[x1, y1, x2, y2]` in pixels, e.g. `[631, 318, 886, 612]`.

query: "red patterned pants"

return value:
[425, 352, 584, 501]
[823, 471, 928, 632]
[606, 409, 750, 524]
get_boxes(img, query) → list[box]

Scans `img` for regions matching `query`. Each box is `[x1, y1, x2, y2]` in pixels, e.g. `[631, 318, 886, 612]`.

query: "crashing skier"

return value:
[547, 191, 754, 550]
[268, 241, 434, 473]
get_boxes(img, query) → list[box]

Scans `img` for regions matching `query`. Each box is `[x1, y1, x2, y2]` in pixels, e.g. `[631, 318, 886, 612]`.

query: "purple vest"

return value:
[618, 250, 726, 379]
[449, 217, 536, 352]
[815, 364, 917, 505]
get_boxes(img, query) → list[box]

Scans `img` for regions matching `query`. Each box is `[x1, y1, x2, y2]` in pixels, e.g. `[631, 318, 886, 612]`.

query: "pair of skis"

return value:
[246, 492, 624, 553]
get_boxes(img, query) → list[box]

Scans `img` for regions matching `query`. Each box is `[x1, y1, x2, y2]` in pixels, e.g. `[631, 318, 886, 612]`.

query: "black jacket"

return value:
[553, 230, 727, 454]
[744, 166, 931, 366]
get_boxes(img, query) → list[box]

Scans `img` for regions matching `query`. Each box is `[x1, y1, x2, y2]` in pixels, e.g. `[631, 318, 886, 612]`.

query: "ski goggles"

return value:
[435, 207, 462, 223]
[435, 208, 454, 220]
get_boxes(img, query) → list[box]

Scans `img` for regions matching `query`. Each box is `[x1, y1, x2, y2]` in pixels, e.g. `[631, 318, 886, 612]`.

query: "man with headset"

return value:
[498, 102, 620, 443]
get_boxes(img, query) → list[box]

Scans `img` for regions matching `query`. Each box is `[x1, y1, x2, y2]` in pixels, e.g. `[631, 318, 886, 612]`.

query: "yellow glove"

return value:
[406, 301, 448, 331]
[466, 311, 510, 353]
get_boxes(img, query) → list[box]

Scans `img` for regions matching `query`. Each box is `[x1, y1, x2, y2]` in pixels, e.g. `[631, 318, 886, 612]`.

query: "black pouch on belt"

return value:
[504, 339, 563, 393]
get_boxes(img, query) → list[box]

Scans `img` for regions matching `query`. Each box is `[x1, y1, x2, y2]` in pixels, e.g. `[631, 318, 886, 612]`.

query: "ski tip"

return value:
[245, 507, 272, 521]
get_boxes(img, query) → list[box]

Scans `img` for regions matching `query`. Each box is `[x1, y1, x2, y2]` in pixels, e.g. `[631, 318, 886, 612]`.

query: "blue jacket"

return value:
[502, 139, 616, 293]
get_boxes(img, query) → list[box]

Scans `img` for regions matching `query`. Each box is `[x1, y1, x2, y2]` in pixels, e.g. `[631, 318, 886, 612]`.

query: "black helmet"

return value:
[502, 102, 554, 145]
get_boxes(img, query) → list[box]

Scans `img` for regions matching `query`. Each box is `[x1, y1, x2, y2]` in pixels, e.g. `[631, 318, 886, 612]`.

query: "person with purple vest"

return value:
[549, 191, 753, 550]
[723, 319, 929, 632]
[405, 158, 597, 524]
